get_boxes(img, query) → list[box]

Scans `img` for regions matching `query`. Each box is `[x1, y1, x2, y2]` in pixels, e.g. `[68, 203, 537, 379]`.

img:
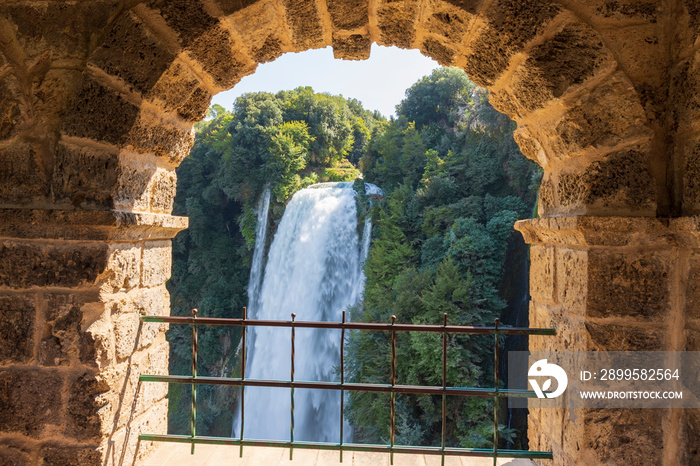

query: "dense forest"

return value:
[166, 67, 541, 446]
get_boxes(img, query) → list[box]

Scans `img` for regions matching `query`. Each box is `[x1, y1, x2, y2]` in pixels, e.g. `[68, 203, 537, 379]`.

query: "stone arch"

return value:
[1, 1, 699, 465]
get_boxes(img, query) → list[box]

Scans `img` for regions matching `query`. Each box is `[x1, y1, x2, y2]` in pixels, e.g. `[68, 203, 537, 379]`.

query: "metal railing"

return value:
[139, 309, 555, 465]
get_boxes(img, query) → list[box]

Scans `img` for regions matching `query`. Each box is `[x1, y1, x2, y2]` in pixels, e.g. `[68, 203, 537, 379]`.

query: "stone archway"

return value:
[0, 0, 698, 464]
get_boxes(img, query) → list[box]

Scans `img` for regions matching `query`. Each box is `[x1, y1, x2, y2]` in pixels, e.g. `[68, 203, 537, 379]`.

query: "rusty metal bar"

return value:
[493, 318, 500, 466]
[138, 434, 554, 459]
[340, 310, 345, 463]
[191, 308, 198, 455]
[140, 315, 555, 335]
[239, 307, 246, 458]
[290, 313, 296, 461]
[441, 313, 447, 466]
[390, 315, 396, 466]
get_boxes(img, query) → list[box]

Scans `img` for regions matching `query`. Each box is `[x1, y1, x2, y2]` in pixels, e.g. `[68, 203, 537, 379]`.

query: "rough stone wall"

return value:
[0, 0, 697, 464]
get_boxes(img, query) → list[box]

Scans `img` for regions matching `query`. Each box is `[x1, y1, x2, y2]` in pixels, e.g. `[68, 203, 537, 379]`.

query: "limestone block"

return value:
[52, 142, 119, 209]
[670, 52, 700, 134]
[421, 37, 456, 66]
[157, 0, 218, 47]
[682, 140, 700, 215]
[327, 0, 368, 30]
[584, 322, 664, 350]
[227, 0, 286, 63]
[282, 0, 326, 51]
[67, 371, 111, 441]
[529, 245, 555, 304]
[556, 147, 656, 215]
[587, 249, 669, 319]
[146, 61, 200, 115]
[583, 408, 664, 464]
[102, 244, 141, 293]
[177, 87, 212, 122]
[39, 445, 102, 466]
[82, 303, 115, 369]
[104, 398, 168, 466]
[332, 33, 371, 60]
[186, 27, 253, 89]
[29, 69, 84, 129]
[555, 247, 587, 314]
[39, 291, 102, 367]
[62, 75, 140, 147]
[89, 11, 176, 96]
[579, 0, 659, 26]
[424, 0, 476, 44]
[0, 368, 63, 438]
[681, 408, 700, 465]
[0, 1, 115, 59]
[113, 312, 140, 360]
[376, 0, 420, 48]
[0, 141, 48, 204]
[149, 168, 177, 213]
[0, 294, 35, 364]
[491, 23, 617, 119]
[114, 156, 156, 212]
[0, 443, 32, 465]
[0, 75, 26, 141]
[551, 72, 652, 160]
[142, 241, 172, 288]
[135, 286, 170, 350]
[0, 241, 108, 288]
[125, 110, 194, 165]
[214, 0, 259, 16]
[463, 0, 561, 86]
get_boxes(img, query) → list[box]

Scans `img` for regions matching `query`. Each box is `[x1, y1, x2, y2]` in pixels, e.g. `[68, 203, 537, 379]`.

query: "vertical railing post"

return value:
[390, 314, 396, 466]
[239, 307, 247, 458]
[441, 313, 448, 466]
[493, 318, 500, 466]
[191, 308, 199, 455]
[290, 313, 296, 461]
[340, 310, 345, 463]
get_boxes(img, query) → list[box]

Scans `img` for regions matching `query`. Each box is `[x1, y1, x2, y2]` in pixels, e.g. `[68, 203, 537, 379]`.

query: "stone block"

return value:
[157, 0, 218, 48]
[226, 0, 284, 62]
[0, 368, 63, 437]
[683, 140, 700, 214]
[106, 398, 167, 465]
[583, 408, 664, 464]
[0, 2, 115, 59]
[134, 286, 170, 350]
[214, 0, 259, 16]
[424, 0, 476, 43]
[584, 322, 664, 350]
[141, 241, 172, 287]
[556, 247, 587, 314]
[587, 249, 669, 319]
[491, 23, 617, 118]
[283, 0, 325, 51]
[556, 147, 656, 214]
[0, 241, 108, 288]
[0, 141, 48, 204]
[147, 61, 200, 114]
[149, 168, 177, 213]
[0, 75, 26, 141]
[251, 35, 285, 64]
[114, 157, 156, 212]
[376, 1, 419, 49]
[52, 142, 119, 209]
[529, 245, 555, 304]
[39, 445, 101, 466]
[39, 291, 101, 367]
[102, 244, 141, 293]
[67, 371, 110, 441]
[62, 75, 140, 147]
[0, 294, 35, 364]
[463, 0, 561, 86]
[29, 69, 84, 129]
[177, 87, 212, 122]
[681, 408, 700, 466]
[0, 442, 32, 466]
[327, 0, 368, 30]
[187, 27, 253, 89]
[552, 72, 651, 160]
[89, 11, 175, 96]
[126, 111, 194, 165]
[113, 312, 140, 360]
[332, 33, 371, 61]
[421, 37, 455, 66]
[587, 0, 659, 26]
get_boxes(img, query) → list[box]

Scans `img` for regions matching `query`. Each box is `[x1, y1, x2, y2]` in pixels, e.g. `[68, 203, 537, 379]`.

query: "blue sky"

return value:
[211, 45, 439, 118]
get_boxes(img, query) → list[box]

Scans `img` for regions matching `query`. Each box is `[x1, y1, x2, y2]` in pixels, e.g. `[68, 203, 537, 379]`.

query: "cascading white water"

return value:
[233, 182, 376, 443]
[246, 185, 271, 320]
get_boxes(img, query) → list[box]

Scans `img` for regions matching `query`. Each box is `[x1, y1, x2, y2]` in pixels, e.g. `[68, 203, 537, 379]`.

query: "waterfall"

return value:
[246, 185, 271, 320]
[234, 181, 378, 443]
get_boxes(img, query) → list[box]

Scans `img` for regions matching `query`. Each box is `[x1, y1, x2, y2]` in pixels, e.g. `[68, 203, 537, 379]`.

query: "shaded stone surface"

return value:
[0, 369, 63, 437]
[0, 295, 35, 364]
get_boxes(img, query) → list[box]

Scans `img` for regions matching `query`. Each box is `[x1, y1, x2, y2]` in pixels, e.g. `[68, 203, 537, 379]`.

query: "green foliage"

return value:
[347, 67, 541, 449]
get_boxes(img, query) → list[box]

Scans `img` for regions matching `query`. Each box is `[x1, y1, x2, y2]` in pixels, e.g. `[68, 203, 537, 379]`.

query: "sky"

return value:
[211, 45, 439, 118]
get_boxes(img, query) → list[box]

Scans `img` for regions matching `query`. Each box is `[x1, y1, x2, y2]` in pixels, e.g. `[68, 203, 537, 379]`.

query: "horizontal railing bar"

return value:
[139, 374, 542, 398]
[140, 315, 556, 335]
[139, 434, 553, 459]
